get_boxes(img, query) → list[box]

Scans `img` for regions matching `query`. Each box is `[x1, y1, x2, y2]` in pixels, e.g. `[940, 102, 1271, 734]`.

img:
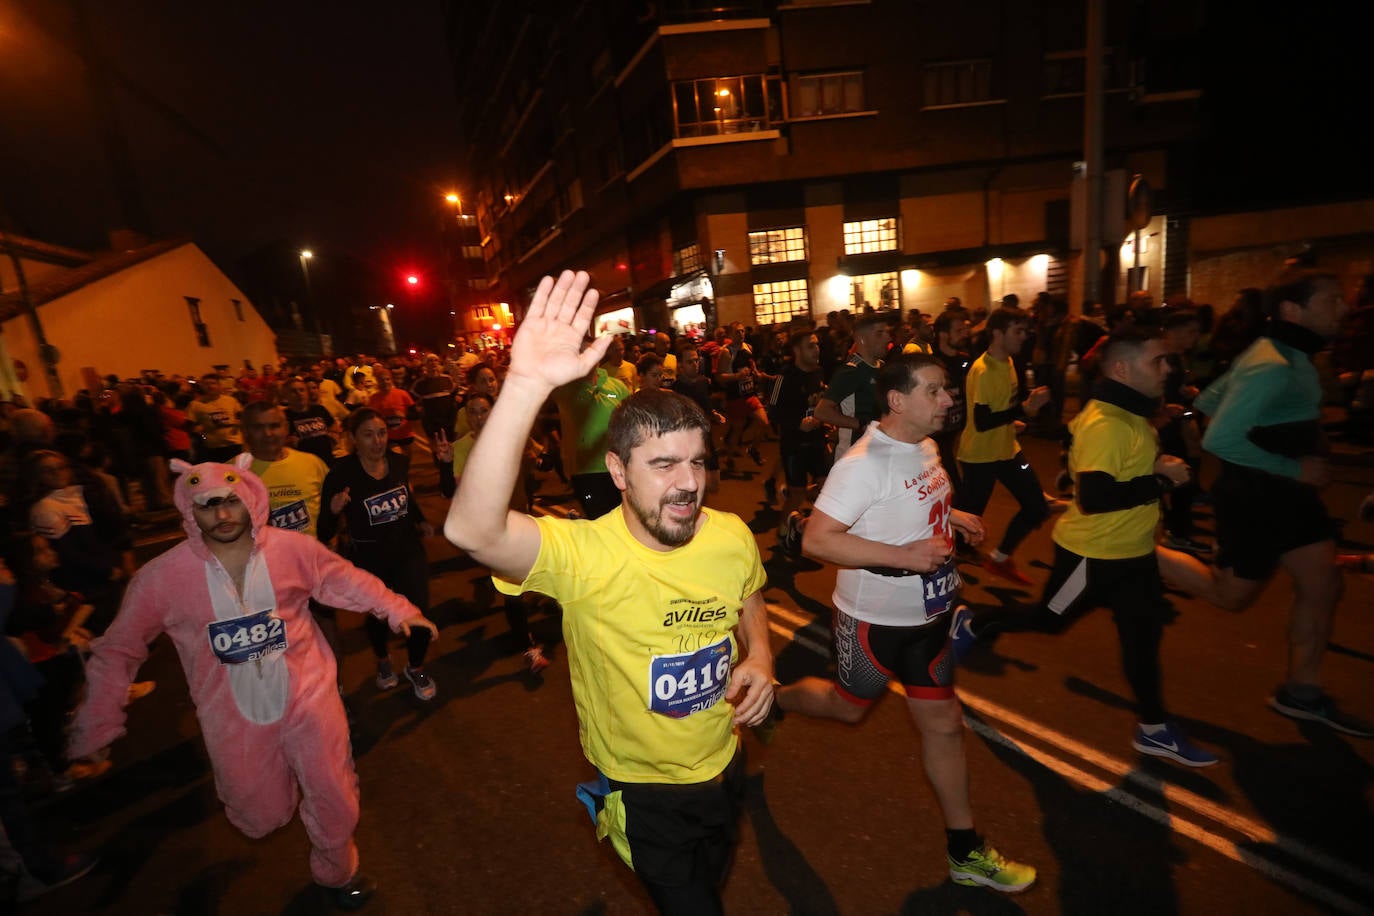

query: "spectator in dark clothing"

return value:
[1205, 287, 1267, 381]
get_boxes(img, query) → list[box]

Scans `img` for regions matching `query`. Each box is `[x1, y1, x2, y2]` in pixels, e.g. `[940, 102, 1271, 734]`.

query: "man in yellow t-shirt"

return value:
[951, 327, 1216, 767]
[188, 373, 244, 463]
[444, 271, 774, 913]
[956, 307, 1052, 585]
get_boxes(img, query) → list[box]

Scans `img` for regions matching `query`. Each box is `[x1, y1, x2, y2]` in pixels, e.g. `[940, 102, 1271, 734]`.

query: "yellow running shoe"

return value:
[948, 844, 1036, 893]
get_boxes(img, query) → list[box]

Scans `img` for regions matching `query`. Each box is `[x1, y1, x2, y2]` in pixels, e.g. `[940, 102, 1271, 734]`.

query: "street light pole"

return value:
[298, 249, 318, 337]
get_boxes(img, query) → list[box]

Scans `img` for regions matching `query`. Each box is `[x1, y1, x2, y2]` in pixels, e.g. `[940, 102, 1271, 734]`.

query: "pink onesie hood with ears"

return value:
[170, 456, 269, 559]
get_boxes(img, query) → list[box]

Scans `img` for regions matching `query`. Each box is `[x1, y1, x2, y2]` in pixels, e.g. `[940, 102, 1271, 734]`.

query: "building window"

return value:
[922, 59, 995, 108]
[748, 227, 808, 265]
[596, 141, 623, 186]
[847, 272, 901, 311]
[674, 243, 702, 275]
[230, 298, 244, 322]
[843, 218, 898, 255]
[753, 279, 810, 325]
[185, 296, 211, 347]
[793, 72, 864, 118]
[1042, 49, 1131, 98]
[673, 75, 774, 137]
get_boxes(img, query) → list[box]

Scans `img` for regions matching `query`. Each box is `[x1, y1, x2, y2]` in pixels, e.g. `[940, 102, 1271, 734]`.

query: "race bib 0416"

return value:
[648, 637, 732, 719]
[207, 609, 287, 665]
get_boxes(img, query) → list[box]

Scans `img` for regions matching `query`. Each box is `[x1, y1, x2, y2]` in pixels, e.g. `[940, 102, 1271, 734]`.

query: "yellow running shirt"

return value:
[1052, 399, 1160, 559]
[251, 449, 330, 537]
[958, 351, 1018, 463]
[495, 506, 766, 784]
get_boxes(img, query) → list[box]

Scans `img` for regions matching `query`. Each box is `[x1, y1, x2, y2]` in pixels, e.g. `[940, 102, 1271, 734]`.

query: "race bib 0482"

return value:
[207, 609, 287, 665]
[648, 637, 732, 719]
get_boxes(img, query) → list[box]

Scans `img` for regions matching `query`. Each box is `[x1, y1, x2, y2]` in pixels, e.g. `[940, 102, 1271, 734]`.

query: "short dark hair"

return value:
[636, 353, 663, 376]
[1264, 271, 1340, 319]
[986, 307, 1028, 337]
[876, 353, 945, 415]
[345, 407, 383, 437]
[606, 388, 711, 460]
[853, 313, 888, 334]
[789, 329, 817, 353]
[1099, 325, 1163, 370]
[241, 401, 283, 423]
[933, 310, 968, 338]
[1162, 308, 1200, 332]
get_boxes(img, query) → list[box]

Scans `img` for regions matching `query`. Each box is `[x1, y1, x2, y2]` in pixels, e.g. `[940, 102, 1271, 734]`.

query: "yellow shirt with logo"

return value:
[495, 506, 765, 784]
[958, 352, 1018, 463]
[189, 395, 243, 448]
[1052, 399, 1160, 559]
[251, 449, 330, 537]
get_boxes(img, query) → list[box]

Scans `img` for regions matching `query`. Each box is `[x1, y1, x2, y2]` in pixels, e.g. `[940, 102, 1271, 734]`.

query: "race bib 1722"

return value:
[922, 559, 962, 619]
[207, 609, 287, 665]
[647, 637, 732, 719]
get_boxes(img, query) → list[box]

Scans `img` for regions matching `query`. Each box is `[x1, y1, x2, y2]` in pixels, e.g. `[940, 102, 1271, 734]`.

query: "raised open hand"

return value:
[507, 270, 612, 389]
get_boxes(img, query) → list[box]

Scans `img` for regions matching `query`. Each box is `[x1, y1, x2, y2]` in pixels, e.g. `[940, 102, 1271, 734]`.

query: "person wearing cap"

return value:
[67, 460, 436, 909]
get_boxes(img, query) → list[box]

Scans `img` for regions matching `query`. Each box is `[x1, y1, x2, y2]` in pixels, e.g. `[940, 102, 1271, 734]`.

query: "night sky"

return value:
[0, 1, 461, 280]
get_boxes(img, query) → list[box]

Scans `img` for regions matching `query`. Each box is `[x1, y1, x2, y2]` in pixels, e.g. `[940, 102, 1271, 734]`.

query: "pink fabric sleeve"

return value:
[68, 571, 166, 759]
[306, 539, 421, 630]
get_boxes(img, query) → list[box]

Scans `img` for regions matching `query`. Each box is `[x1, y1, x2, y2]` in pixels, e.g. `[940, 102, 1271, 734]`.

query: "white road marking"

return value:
[764, 602, 1374, 913]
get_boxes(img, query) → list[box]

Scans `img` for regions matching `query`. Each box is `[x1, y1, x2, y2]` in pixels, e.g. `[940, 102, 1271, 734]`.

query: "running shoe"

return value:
[1337, 554, 1373, 574]
[1163, 534, 1213, 558]
[982, 556, 1033, 587]
[375, 659, 399, 690]
[948, 844, 1036, 893]
[320, 872, 377, 911]
[747, 445, 764, 466]
[948, 605, 977, 666]
[525, 646, 551, 675]
[1269, 687, 1374, 737]
[403, 666, 436, 701]
[1131, 723, 1219, 767]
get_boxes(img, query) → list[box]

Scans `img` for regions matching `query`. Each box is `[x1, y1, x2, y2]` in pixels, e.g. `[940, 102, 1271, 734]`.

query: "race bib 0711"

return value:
[647, 637, 732, 719]
[268, 499, 309, 531]
[207, 609, 287, 665]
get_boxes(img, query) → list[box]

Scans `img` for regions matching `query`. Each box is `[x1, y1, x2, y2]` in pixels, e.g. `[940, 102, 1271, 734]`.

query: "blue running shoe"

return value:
[949, 604, 977, 665]
[1131, 723, 1219, 767]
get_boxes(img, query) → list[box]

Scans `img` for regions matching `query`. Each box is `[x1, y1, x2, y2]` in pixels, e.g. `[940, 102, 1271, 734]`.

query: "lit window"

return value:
[846, 272, 901, 310]
[753, 279, 810, 325]
[793, 72, 864, 118]
[922, 59, 996, 108]
[674, 243, 702, 275]
[843, 218, 898, 255]
[673, 75, 773, 138]
[748, 227, 808, 266]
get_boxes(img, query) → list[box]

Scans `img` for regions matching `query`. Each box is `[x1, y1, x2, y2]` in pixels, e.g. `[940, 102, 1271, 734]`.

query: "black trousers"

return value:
[957, 453, 1048, 555]
[356, 547, 432, 668]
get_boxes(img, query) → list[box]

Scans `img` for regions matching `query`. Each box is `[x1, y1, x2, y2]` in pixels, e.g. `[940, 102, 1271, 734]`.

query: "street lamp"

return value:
[298, 249, 317, 336]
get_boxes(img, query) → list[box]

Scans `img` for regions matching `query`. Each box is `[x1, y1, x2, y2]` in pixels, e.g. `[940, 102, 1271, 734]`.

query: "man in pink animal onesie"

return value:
[67, 461, 437, 910]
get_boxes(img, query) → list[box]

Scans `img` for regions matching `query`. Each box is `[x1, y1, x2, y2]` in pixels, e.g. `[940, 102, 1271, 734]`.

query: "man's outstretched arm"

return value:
[444, 270, 611, 582]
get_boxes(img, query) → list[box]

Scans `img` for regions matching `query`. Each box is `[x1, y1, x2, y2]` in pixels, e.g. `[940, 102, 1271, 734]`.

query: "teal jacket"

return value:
[1196, 322, 1326, 479]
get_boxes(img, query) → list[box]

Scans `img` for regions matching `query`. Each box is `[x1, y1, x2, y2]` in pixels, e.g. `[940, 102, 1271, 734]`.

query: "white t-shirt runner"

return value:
[813, 422, 958, 627]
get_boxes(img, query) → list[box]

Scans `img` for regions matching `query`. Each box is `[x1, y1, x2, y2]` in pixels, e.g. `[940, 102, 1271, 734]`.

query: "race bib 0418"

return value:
[363, 486, 408, 525]
[648, 637, 732, 719]
[207, 609, 287, 665]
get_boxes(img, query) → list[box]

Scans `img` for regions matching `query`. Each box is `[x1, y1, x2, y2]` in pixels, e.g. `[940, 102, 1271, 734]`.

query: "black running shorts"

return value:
[1212, 461, 1336, 581]
[833, 609, 955, 705]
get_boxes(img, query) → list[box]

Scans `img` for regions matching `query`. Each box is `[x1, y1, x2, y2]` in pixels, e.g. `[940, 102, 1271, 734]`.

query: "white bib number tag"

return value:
[268, 499, 309, 531]
[648, 637, 732, 719]
[363, 486, 408, 525]
[207, 609, 287, 665]
[923, 559, 962, 618]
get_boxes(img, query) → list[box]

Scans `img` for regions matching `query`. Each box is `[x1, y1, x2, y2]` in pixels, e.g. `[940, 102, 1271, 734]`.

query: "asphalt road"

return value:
[20, 425, 1374, 915]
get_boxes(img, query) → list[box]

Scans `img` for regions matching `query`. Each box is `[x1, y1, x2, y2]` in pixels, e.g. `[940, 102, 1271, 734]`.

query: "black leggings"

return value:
[957, 453, 1048, 555]
[356, 548, 432, 669]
